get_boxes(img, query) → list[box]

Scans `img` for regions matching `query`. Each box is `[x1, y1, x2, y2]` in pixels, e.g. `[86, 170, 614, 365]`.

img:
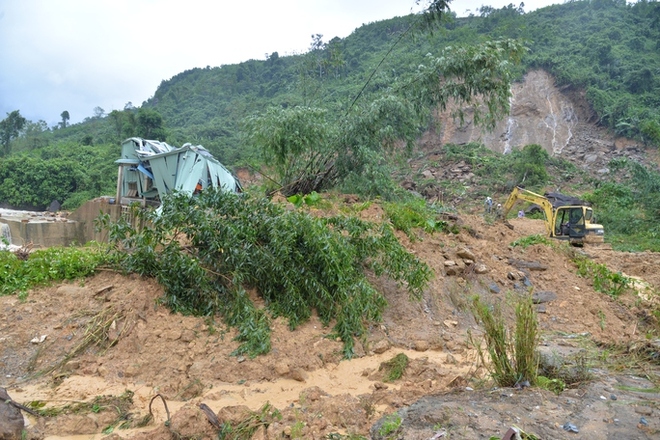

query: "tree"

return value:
[60, 110, 70, 129]
[20, 120, 49, 150]
[136, 108, 166, 140]
[0, 110, 27, 156]
[247, 39, 526, 197]
[513, 144, 549, 187]
[93, 106, 105, 118]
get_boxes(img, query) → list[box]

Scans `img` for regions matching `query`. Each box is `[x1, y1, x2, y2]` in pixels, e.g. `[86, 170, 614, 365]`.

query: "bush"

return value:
[101, 190, 431, 357]
[0, 245, 109, 296]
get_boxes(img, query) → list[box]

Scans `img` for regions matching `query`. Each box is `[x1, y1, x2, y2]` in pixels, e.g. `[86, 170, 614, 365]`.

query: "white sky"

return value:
[0, 0, 560, 126]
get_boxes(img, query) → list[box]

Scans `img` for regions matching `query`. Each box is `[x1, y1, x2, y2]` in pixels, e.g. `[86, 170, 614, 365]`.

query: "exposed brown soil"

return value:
[2, 203, 660, 439]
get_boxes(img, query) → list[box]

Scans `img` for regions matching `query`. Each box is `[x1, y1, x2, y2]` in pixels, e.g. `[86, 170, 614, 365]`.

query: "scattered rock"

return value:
[274, 362, 290, 376]
[456, 247, 476, 261]
[290, 368, 308, 382]
[532, 291, 558, 304]
[474, 263, 489, 274]
[0, 388, 24, 440]
[30, 335, 47, 344]
[372, 339, 390, 354]
[509, 259, 548, 271]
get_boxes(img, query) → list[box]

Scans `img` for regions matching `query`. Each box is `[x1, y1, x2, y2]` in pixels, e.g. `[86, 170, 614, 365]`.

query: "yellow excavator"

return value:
[499, 187, 605, 245]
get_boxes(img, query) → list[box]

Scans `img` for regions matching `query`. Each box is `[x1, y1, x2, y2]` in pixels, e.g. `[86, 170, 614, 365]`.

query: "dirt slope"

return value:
[1, 206, 659, 439]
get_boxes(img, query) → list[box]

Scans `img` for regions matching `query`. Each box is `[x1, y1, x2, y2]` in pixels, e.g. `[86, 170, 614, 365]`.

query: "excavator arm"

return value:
[500, 187, 554, 236]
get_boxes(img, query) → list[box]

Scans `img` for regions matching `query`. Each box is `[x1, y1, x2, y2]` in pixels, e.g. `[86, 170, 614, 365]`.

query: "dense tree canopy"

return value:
[0, 110, 27, 156]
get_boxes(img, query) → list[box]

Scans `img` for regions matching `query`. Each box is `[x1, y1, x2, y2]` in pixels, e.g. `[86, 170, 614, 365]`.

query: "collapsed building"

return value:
[115, 137, 241, 206]
[0, 138, 241, 248]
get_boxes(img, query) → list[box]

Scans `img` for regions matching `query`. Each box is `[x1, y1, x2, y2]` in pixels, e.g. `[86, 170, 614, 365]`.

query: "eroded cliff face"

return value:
[428, 69, 646, 176]
[434, 70, 589, 154]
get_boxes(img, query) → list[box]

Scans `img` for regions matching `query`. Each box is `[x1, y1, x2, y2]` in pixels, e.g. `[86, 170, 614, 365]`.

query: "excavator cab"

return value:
[503, 187, 604, 245]
[555, 207, 586, 241]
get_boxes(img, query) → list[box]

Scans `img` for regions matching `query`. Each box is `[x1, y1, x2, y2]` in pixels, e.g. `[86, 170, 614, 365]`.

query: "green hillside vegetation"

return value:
[1, 0, 660, 250]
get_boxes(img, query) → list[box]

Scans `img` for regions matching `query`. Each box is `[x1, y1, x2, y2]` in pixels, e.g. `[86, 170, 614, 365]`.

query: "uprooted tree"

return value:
[100, 190, 432, 358]
[246, 38, 526, 197]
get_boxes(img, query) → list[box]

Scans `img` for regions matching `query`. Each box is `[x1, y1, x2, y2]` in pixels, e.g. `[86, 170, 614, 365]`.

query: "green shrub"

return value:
[0, 245, 108, 296]
[382, 198, 448, 239]
[380, 353, 409, 382]
[101, 190, 431, 358]
[574, 257, 630, 297]
[510, 234, 553, 249]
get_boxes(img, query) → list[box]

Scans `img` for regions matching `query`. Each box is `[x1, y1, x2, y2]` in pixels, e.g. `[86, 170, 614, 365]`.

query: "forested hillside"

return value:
[143, 0, 660, 161]
[1, 0, 660, 249]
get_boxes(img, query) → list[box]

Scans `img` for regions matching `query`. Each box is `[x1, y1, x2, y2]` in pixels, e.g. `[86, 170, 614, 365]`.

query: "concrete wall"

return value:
[0, 197, 124, 249]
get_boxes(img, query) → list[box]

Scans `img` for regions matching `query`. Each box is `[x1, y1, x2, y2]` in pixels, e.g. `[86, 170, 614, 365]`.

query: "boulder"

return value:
[0, 388, 25, 440]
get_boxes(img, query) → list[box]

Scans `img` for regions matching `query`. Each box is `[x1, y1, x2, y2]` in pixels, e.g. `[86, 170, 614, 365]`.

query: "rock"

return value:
[414, 340, 430, 352]
[180, 329, 196, 343]
[0, 388, 24, 440]
[217, 405, 252, 425]
[290, 368, 307, 382]
[162, 329, 182, 341]
[56, 285, 88, 296]
[372, 339, 390, 354]
[47, 199, 61, 212]
[584, 154, 598, 163]
[30, 334, 47, 344]
[533, 291, 557, 304]
[274, 362, 290, 376]
[509, 259, 548, 271]
[302, 386, 327, 402]
[421, 170, 434, 179]
[635, 406, 653, 416]
[251, 425, 267, 440]
[474, 263, 489, 274]
[488, 283, 501, 294]
[456, 247, 476, 261]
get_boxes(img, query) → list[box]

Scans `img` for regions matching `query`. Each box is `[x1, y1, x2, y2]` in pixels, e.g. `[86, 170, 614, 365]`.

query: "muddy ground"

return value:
[1, 207, 660, 439]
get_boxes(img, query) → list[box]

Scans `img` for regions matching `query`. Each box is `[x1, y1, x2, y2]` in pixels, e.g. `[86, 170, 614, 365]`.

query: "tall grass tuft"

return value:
[472, 294, 539, 387]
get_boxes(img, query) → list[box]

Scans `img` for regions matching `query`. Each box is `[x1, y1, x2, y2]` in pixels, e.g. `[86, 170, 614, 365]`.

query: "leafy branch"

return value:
[101, 190, 431, 357]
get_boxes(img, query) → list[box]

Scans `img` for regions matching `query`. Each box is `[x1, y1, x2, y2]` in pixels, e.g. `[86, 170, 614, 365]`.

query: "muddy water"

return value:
[14, 348, 471, 439]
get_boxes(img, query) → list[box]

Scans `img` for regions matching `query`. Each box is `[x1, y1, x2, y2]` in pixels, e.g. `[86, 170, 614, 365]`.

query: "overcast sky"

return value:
[0, 0, 560, 126]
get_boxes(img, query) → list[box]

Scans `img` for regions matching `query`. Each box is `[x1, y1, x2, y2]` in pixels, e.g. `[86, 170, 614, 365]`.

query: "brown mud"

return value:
[1, 211, 660, 439]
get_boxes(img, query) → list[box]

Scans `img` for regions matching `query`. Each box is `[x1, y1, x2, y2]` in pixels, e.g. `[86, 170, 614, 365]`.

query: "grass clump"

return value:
[100, 190, 431, 358]
[218, 403, 281, 440]
[510, 234, 553, 249]
[378, 413, 402, 439]
[536, 376, 566, 395]
[0, 244, 109, 296]
[27, 390, 135, 429]
[573, 256, 630, 297]
[380, 353, 409, 382]
[382, 198, 448, 239]
[471, 294, 539, 387]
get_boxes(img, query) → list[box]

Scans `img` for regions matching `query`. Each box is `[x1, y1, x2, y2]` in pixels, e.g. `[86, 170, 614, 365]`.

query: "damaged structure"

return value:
[115, 137, 241, 206]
